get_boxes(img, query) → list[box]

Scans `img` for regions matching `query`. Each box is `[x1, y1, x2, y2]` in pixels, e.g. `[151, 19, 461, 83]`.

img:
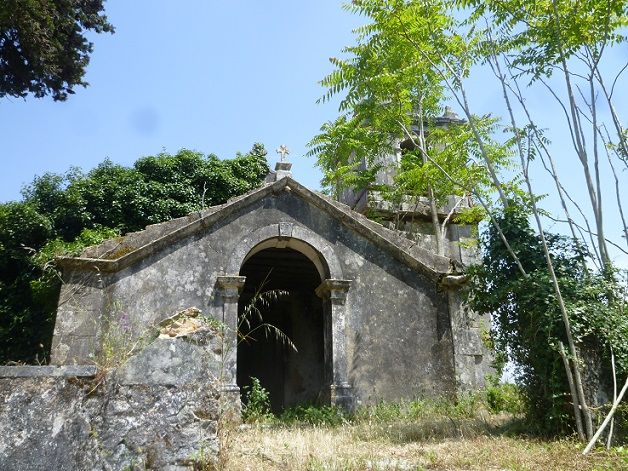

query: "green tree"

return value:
[0, 202, 55, 363]
[306, 115, 385, 201]
[0, 145, 270, 364]
[469, 0, 628, 273]
[309, 0, 509, 255]
[314, 0, 627, 442]
[0, 0, 114, 100]
[469, 205, 628, 435]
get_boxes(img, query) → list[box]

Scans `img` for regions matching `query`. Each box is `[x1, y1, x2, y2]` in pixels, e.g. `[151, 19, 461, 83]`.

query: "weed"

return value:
[279, 405, 347, 427]
[190, 443, 219, 470]
[354, 393, 484, 426]
[92, 301, 158, 372]
[237, 281, 295, 352]
[242, 377, 274, 423]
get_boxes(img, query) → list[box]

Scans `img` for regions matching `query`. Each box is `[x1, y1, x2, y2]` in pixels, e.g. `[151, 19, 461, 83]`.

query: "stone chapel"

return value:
[50, 125, 491, 413]
[1, 116, 494, 468]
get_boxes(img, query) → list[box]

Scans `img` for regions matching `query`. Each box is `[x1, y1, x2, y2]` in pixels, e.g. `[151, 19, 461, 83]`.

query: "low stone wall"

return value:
[0, 331, 222, 470]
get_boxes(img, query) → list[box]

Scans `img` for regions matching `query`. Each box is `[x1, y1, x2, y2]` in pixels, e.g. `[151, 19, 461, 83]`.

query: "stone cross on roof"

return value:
[276, 144, 290, 162]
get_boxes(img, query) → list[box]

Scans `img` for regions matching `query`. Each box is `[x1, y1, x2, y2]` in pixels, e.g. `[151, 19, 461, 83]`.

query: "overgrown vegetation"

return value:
[310, 0, 628, 444]
[239, 377, 526, 428]
[96, 306, 159, 372]
[226, 426, 628, 470]
[469, 205, 628, 435]
[0, 145, 269, 364]
[223, 384, 627, 470]
[241, 377, 274, 423]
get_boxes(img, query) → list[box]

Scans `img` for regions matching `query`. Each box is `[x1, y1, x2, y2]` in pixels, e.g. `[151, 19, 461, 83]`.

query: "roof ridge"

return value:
[59, 177, 457, 280]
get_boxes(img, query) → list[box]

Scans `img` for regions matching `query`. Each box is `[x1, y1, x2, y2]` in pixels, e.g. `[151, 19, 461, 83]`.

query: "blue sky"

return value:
[1, 1, 626, 266]
[0, 1, 361, 201]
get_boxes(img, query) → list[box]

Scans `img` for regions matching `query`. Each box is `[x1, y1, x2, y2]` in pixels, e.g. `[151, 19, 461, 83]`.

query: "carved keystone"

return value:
[278, 222, 293, 238]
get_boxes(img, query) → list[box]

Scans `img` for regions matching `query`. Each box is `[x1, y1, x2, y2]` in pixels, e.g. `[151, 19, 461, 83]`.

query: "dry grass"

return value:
[222, 421, 628, 471]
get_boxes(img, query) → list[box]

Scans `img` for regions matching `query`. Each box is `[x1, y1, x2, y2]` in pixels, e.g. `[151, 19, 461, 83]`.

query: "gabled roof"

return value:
[57, 177, 461, 282]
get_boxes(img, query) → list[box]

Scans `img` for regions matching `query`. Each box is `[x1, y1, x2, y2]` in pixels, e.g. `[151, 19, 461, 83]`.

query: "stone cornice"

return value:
[56, 177, 460, 282]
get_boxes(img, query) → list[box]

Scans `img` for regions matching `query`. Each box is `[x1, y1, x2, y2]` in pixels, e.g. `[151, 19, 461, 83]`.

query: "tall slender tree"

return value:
[311, 0, 628, 441]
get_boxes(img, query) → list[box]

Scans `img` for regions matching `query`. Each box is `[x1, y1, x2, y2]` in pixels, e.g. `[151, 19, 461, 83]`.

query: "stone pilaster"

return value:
[215, 275, 246, 402]
[316, 279, 353, 411]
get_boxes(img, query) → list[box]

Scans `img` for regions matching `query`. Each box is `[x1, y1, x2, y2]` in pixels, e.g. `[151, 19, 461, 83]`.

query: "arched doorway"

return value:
[237, 244, 326, 412]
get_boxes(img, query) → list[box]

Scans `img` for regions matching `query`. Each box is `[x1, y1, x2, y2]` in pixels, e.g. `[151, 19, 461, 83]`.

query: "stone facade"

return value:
[1, 170, 492, 468]
[50, 176, 491, 406]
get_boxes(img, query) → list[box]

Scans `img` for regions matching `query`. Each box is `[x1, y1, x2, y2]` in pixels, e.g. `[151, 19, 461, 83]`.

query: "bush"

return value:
[0, 146, 269, 364]
[484, 376, 525, 414]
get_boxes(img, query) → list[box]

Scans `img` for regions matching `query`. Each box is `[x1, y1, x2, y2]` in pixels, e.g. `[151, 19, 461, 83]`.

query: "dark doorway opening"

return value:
[237, 246, 325, 412]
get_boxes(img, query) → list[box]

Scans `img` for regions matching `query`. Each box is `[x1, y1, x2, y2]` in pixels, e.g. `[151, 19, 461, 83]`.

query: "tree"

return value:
[469, 0, 627, 440]
[313, 0, 627, 441]
[309, 0, 508, 255]
[469, 204, 628, 435]
[471, 0, 628, 273]
[0, 0, 114, 100]
[0, 201, 56, 363]
[0, 145, 270, 364]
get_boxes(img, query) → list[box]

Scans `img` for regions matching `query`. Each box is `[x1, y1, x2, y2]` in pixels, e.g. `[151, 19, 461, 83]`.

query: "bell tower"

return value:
[339, 107, 478, 266]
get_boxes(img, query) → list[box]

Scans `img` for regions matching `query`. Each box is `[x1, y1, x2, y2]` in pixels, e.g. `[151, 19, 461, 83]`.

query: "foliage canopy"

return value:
[0, 145, 269, 364]
[0, 0, 114, 100]
[469, 204, 628, 434]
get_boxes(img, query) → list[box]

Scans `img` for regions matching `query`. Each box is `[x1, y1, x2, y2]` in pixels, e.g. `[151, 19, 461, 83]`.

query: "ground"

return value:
[221, 418, 627, 470]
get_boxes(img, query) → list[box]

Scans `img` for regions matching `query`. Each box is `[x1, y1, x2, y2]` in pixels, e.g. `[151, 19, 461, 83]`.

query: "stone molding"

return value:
[226, 222, 344, 281]
[55, 178, 456, 282]
[315, 279, 352, 305]
[216, 276, 246, 302]
[439, 274, 469, 288]
[0, 365, 97, 378]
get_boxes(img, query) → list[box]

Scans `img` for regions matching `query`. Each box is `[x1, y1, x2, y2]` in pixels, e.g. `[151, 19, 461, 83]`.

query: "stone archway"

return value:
[217, 223, 354, 410]
[225, 222, 344, 280]
[237, 246, 325, 411]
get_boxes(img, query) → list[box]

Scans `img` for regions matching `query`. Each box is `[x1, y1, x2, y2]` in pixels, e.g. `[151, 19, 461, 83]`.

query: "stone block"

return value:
[0, 365, 97, 378]
[115, 331, 222, 386]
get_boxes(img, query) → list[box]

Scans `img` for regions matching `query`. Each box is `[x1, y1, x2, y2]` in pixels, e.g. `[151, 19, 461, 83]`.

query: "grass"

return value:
[203, 382, 628, 470]
[223, 421, 627, 470]
[225, 424, 628, 471]
[215, 389, 627, 471]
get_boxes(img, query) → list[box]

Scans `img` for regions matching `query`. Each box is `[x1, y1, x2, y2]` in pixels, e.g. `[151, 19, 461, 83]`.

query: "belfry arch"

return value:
[217, 223, 353, 411]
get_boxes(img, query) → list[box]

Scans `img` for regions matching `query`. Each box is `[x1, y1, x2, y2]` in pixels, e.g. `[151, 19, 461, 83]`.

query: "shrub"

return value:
[241, 377, 273, 423]
[484, 377, 525, 414]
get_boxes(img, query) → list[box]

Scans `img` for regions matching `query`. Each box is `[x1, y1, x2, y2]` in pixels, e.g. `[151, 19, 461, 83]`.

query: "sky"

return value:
[1, 0, 626, 266]
[0, 1, 361, 200]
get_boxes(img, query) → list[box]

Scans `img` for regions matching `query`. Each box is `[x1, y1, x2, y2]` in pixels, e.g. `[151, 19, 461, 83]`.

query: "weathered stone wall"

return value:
[51, 183, 489, 406]
[51, 270, 105, 366]
[1, 331, 221, 470]
[447, 289, 493, 391]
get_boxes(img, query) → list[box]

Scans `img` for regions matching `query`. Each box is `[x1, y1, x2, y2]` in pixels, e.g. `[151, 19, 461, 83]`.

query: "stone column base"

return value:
[219, 383, 241, 420]
[324, 383, 354, 412]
